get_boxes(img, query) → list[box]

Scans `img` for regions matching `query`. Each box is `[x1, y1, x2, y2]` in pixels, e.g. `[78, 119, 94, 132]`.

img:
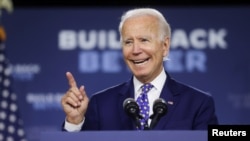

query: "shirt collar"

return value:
[133, 69, 167, 93]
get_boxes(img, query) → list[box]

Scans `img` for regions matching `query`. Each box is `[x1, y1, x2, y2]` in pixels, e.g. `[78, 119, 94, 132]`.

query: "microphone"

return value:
[149, 98, 168, 129]
[123, 98, 142, 129]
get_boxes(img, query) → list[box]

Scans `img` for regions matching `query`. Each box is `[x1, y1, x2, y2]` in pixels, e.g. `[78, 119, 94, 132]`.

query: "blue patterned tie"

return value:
[136, 83, 153, 130]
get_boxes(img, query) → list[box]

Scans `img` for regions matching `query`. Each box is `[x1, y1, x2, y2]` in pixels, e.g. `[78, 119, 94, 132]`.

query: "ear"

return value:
[162, 36, 170, 58]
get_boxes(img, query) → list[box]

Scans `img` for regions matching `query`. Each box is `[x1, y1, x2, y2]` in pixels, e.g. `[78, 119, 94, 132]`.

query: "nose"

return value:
[132, 42, 142, 54]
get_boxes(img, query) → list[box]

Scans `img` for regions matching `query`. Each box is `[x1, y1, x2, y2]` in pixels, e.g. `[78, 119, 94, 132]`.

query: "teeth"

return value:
[134, 60, 144, 64]
[133, 59, 148, 64]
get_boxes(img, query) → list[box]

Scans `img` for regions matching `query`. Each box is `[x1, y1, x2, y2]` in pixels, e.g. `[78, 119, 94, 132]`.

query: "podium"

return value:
[40, 130, 207, 141]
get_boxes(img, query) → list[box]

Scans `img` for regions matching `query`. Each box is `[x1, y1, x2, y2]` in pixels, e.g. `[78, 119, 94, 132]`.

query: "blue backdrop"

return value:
[2, 6, 250, 141]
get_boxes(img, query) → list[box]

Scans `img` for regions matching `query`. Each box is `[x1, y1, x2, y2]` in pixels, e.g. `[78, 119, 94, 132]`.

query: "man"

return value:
[61, 8, 219, 131]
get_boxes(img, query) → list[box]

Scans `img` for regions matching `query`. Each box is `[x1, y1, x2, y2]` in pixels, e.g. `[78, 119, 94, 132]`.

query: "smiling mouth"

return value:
[132, 58, 150, 65]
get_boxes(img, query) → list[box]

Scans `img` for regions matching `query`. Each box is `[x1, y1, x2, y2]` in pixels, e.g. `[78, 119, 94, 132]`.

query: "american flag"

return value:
[0, 25, 27, 141]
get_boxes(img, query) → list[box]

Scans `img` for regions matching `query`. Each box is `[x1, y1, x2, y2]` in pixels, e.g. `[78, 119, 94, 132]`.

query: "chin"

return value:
[134, 71, 149, 79]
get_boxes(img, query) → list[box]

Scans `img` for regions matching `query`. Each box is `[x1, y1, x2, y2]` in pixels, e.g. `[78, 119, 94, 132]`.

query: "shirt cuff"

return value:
[64, 118, 84, 132]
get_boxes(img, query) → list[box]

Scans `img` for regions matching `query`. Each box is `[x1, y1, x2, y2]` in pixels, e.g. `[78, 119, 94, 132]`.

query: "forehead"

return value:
[122, 15, 159, 35]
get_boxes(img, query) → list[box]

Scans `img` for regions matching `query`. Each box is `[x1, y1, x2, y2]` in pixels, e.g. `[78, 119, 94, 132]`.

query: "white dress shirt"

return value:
[64, 69, 167, 131]
[133, 69, 166, 125]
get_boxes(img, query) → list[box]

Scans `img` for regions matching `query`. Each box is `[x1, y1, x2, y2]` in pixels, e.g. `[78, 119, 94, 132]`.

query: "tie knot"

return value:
[141, 83, 153, 93]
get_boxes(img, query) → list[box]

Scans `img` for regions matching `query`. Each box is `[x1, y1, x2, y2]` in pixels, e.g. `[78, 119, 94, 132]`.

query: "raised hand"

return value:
[61, 72, 89, 124]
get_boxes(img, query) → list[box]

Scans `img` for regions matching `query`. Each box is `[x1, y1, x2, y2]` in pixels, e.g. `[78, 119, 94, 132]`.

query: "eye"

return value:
[140, 38, 149, 42]
[123, 40, 133, 46]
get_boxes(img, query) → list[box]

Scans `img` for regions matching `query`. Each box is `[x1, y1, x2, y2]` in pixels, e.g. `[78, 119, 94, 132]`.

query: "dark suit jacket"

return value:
[64, 72, 218, 131]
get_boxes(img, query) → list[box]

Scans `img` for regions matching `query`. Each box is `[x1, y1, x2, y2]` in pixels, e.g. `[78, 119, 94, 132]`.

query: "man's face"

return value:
[121, 15, 170, 83]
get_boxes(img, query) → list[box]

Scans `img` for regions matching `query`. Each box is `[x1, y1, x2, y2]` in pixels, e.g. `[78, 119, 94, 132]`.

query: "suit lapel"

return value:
[153, 73, 181, 130]
[118, 78, 137, 130]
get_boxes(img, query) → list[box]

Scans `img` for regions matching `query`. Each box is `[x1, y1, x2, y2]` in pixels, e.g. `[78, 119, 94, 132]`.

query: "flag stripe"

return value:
[0, 26, 27, 141]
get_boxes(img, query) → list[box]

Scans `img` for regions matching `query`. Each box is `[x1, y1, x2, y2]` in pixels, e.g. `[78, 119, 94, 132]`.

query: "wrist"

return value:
[66, 116, 84, 125]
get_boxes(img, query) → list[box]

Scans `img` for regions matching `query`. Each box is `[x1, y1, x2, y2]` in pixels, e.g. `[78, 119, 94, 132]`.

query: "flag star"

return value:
[0, 29, 27, 140]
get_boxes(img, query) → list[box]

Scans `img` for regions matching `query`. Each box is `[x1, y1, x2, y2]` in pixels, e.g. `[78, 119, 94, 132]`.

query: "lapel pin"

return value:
[167, 101, 174, 105]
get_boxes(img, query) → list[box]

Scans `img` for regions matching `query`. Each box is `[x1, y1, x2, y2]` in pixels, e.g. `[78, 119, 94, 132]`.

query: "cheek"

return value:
[156, 45, 168, 58]
[154, 49, 165, 59]
[122, 48, 129, 58]
[123, 45, 133, 53]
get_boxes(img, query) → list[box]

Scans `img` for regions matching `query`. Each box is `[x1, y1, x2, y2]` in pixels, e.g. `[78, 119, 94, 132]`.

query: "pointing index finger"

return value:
[66, 71, 77, 88]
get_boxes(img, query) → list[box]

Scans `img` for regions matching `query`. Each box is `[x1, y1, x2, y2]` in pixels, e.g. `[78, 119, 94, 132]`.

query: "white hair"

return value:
[118, 8, 171, 41]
